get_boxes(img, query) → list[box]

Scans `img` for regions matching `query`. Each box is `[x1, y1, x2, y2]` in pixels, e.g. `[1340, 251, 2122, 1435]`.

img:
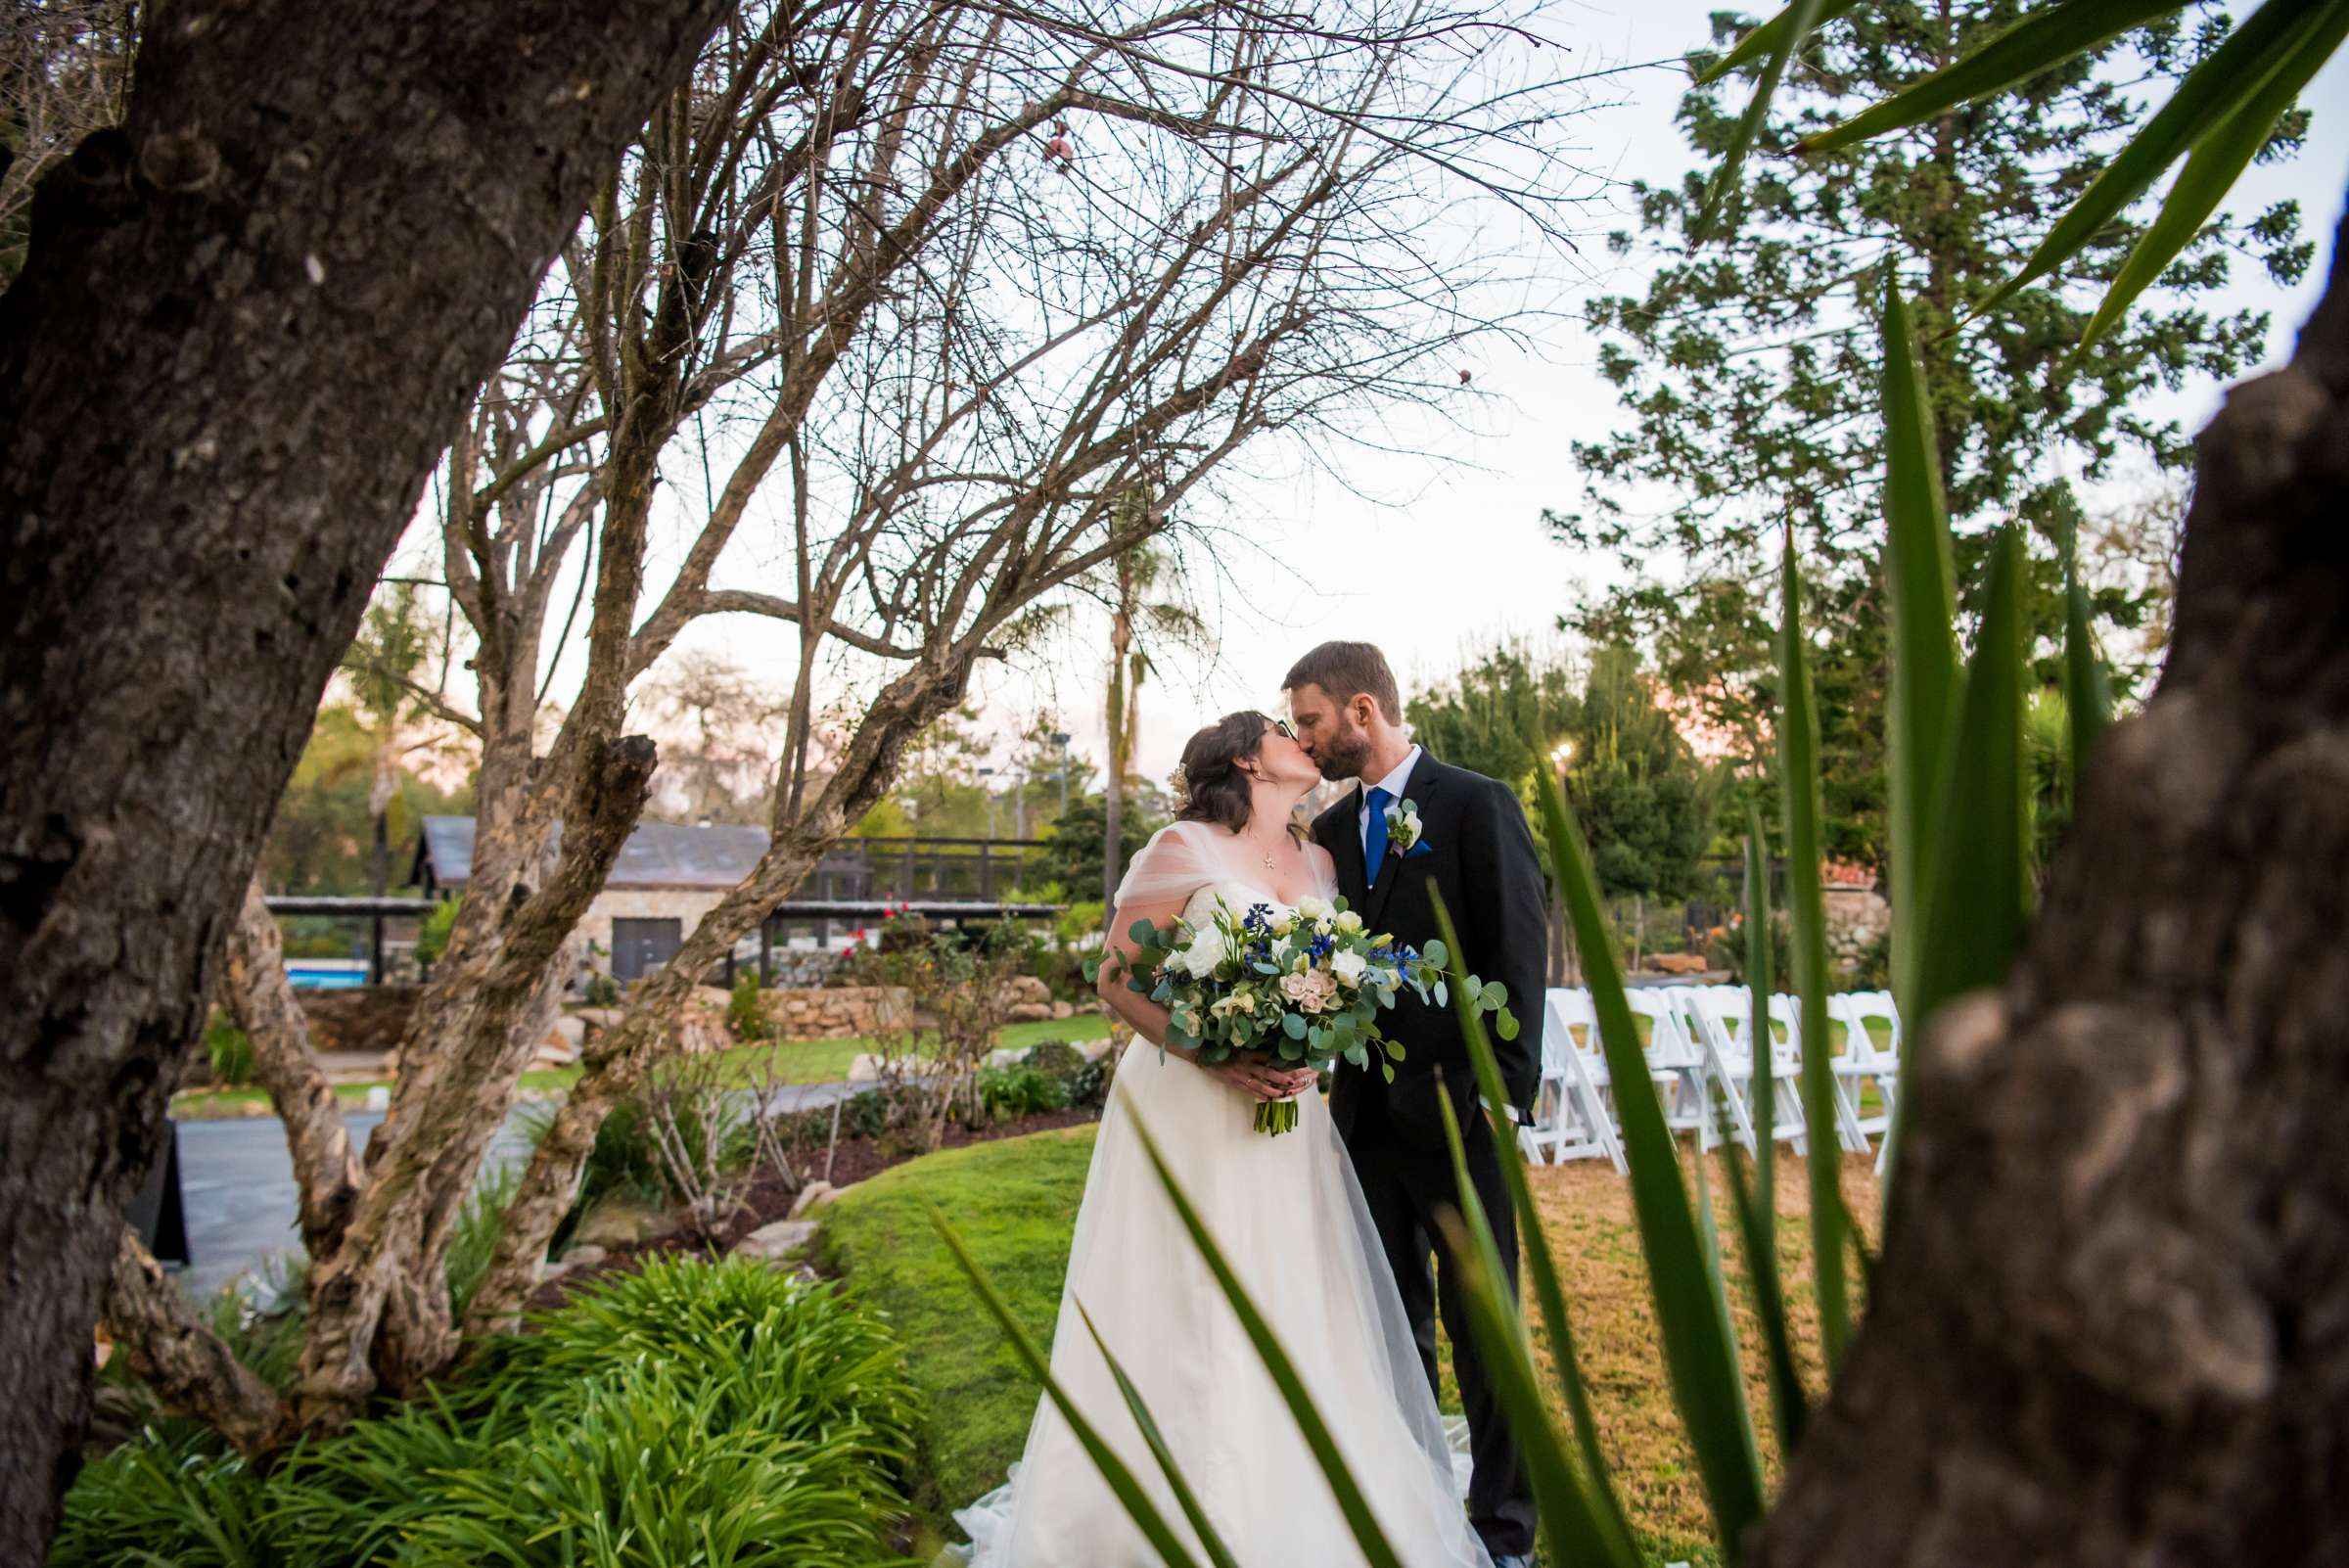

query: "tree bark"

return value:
[0, 0, 727, 1552]
[296, 734, 653, 1423]
[1754, 203, 2349, 1566]
[222, 875, 363, 1260]
[98, 1233, 290, 1460]
[464, 657, 982, 1337]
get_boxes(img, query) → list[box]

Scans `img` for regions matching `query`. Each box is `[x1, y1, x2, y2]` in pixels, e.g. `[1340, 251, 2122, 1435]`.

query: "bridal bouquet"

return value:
[1096, 895, 1510, 1134]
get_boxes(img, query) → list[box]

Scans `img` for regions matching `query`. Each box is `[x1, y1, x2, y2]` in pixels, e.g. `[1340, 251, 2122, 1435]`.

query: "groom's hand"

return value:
[1205, 1057, 1319, 1101]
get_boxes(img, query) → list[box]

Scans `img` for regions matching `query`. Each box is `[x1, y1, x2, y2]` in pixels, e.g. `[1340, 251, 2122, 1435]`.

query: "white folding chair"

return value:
[1828, 991, 1903, 1173]
[1517, 990, 1623, 1170]
[1772, 993, 1872, 1154]
[1623, 987, 1712, 1145]
[1676, 985, 1807, 1155]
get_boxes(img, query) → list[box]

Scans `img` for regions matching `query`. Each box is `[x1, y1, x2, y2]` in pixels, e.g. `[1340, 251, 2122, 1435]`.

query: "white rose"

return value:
[1298, 895, 1335, 923]
[1180, 928, 1228, 978]
[1398, 809, 1422, 843]
[1334, 910, 1364, 935]
[1330, 949, 1366, 987]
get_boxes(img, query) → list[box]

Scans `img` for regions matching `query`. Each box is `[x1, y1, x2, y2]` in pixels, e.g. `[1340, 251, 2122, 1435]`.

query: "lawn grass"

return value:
[817, 1126, 1098, 1527]
[823, 1118, 1879, 1566]
[169, 1013, 1112, 1119]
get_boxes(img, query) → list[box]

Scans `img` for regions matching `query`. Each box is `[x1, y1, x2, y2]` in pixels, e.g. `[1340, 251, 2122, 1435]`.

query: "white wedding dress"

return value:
[947, 820, 1493, 1568]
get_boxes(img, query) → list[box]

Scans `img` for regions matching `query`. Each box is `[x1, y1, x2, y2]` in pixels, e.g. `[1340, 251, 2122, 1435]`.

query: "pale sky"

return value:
[406, 0, 2349, 802]
[978, 0, 2349, 787]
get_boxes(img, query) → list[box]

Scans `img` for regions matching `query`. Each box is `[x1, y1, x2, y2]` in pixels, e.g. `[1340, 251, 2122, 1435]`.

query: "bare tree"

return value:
[638, 651, 794, 824]
[460, 0, 1602, 1342]
[0, 0, 732, 1552]
[83, 0, 1597, 1443]
[0, 0, 136, 286]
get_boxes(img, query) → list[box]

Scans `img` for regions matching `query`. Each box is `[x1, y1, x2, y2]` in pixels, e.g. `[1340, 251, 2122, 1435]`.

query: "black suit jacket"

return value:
[1313, 752, 1546, 1151]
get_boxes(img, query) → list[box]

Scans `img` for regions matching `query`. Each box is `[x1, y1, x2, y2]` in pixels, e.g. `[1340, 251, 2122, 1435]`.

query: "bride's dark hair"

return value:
[1173, 712, 1274, 832]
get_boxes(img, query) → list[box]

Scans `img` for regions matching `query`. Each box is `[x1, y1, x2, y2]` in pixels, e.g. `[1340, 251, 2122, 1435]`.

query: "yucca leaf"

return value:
[1775, 530, 1853, 1372]
[928, 1205, 1211, 1568]
[1727, 811, 1809, 1453]
[1745, 807, 1777, 1226]
[1878, 278, 1960, 1032]
[2079, 0, 2349, 349]
[1075, 1302, 1244, 1568]
[1692, 0, 1864, 84]
[1429, 894, 1641, 1565]
[1123, 1108, 1411, 1568]
[1536, 768, 1767, 1552]
[1975, 0, 2337, 321]
[1692, 0, 1833, 245]
[1428, 1067, 1644, 1568]
[1891, 526, 2033, 1162]
[1798, 0, 2195, 155]
[2055, 494, 2112, 792]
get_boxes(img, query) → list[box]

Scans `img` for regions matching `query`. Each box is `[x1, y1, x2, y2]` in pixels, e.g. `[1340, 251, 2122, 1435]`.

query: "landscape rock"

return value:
[734, 1219, 819, 1262]
[1003, 1001, 1057, 1023]
[787, 1180, 838, 1220]
[572, 1198, 675, 1250]
[1000, 975, 1053, 1007]
[1050, 1000, 1076, 1020]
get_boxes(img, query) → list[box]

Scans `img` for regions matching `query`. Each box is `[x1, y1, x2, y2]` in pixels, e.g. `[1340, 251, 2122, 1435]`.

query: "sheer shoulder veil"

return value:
[1112, 819, 1221, 910]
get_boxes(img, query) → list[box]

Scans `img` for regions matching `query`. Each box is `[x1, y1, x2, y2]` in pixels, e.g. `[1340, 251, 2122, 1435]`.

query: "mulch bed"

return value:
[522, 1104, 1102, 1313]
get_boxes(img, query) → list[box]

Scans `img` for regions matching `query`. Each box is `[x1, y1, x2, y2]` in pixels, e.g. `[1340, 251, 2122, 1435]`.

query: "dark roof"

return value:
[416, 815, 775, 891]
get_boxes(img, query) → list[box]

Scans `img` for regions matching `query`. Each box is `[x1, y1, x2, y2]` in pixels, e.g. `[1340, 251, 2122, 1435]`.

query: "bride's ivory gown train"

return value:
[949, 820, 1492, 1568]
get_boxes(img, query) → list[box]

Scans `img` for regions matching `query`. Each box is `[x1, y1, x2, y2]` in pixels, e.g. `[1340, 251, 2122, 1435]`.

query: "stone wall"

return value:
[1822, 886, 1891, 977]
[757, 985, 915, 1040]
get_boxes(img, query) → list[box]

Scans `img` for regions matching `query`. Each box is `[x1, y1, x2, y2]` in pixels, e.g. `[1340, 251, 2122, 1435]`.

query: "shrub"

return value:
[977, 1063, 1070, 1120]
[58, 1258, 920, 1568]
[726, 969, 769, 1039]
[416, 895, 462, 967]
[48, 1424, 269, 1568]
[404, 1366, 897, 1568]
[1020, 1038, 1088, 1086]
[204, 1010, 255, 1087]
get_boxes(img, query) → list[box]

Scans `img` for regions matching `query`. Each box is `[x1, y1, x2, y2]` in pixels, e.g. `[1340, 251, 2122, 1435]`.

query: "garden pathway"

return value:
[173, 1080, 869, 1300]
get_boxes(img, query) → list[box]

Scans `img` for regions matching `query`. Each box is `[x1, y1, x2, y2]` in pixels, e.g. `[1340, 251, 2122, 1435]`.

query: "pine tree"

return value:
[1555, 0, 2311, 861]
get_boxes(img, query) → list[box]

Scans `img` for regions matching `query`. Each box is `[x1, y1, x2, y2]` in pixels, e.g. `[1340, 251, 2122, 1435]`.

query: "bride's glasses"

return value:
[1262, 715, 1298, 741]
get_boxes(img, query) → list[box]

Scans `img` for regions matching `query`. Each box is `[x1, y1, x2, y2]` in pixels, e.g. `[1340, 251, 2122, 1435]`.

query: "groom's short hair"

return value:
[1283, 641, 1401, 723]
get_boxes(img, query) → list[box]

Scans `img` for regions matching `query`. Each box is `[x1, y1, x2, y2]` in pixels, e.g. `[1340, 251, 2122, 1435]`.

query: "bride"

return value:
[949, 712, 1492, 1568]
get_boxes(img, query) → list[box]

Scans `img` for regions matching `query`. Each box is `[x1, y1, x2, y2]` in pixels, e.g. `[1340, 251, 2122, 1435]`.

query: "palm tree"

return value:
[1099, 526, 1207, 908]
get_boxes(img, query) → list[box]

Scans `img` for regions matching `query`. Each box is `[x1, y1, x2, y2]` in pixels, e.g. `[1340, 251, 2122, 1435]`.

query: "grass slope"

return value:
[822, 1120, 1877, 1566]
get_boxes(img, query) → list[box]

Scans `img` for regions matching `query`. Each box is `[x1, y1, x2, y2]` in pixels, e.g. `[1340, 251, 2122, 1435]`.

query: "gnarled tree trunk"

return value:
[1755, 203, 2349, 1566]
[0, 0, 727, 1554]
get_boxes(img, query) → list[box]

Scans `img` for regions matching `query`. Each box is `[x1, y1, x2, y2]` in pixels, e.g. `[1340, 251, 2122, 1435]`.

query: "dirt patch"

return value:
[521, 1104, 1103, 1313]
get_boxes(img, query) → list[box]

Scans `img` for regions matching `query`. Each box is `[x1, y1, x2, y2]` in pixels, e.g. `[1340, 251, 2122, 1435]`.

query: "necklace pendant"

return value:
[1261, 852, 1277, 871]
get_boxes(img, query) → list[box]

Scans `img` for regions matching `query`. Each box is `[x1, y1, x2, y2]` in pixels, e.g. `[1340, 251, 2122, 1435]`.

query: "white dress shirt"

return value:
[1358, 744, 1423, 853]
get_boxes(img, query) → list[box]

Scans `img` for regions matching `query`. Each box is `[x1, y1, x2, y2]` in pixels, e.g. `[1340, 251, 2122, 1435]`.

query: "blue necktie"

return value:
[1363, 785, 1393, 885]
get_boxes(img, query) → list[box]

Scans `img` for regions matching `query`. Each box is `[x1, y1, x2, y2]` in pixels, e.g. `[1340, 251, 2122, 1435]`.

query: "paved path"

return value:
[175, 1081, 869, 1301]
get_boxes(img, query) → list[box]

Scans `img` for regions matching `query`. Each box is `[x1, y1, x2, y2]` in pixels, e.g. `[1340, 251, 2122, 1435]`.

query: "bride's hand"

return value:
[1202, 1055, 1319, 1101]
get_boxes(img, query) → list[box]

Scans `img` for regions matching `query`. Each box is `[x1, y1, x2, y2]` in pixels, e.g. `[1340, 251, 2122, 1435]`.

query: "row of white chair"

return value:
[1518, 985, 1903, 1176]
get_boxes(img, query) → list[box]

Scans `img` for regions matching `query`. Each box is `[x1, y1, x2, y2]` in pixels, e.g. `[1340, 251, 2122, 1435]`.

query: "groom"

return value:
[1286, 641, 1544, 1567]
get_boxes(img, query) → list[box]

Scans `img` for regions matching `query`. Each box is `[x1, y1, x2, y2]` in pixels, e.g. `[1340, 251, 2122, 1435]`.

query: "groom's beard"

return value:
[1313, 728, 1372, 782]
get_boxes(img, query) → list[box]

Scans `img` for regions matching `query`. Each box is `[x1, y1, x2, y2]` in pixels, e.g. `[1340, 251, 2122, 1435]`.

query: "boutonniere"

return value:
[1387, 798, 1431, 856]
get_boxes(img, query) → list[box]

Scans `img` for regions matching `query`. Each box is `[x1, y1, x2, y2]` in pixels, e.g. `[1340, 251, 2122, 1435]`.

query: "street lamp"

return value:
[978, 766, 997, 839]
[1050, 731, 1072, 818]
